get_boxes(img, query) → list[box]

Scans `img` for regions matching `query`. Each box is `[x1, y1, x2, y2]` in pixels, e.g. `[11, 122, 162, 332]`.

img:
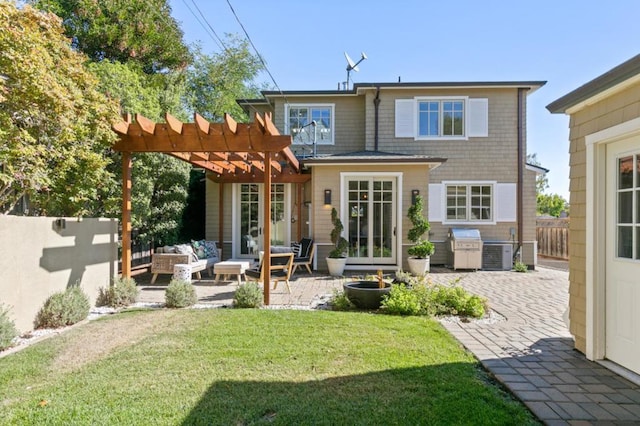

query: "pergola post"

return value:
[121, 151, 132, 278]
[218, 183, 224, 258]
[263, 151, 272, 305]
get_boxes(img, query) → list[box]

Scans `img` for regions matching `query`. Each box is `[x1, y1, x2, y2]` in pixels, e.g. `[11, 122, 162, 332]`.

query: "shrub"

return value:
[97, 276, 139, 308]
[0, 304, 18, 351]
[429, 285, 486, 318]
[35, 286, 90, 329]
[381, 284, 422, 315]
[165, 279, 197, 308]
[330, 290, 354, 311]
[513, 261, 528, 272]
[233, 282, 263, 308]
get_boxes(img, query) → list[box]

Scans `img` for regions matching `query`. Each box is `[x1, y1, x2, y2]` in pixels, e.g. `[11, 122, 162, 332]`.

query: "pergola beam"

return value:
[112, 111, 303, 306]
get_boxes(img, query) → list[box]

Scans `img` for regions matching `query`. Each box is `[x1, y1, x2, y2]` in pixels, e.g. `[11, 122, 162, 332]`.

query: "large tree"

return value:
[31, 0, 191, 73]
[184, 38, 265, 122]
[88, 60, 191, 244]
[0, 2, 120, 216]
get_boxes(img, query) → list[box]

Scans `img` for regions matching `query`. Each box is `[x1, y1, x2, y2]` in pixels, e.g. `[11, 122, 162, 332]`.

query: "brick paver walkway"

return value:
[437, 267, 640, 425]
[136, 266, 640, 424]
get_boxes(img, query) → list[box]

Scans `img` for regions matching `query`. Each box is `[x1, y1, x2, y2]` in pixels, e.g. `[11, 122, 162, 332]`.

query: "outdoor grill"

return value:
[448, 228, 483, 270]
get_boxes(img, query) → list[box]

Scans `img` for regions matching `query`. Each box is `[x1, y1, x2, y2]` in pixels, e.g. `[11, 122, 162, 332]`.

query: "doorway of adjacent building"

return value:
[605, 137, 640, 374]
[343, 176, 397, 265]
[235, 183, 290, 259]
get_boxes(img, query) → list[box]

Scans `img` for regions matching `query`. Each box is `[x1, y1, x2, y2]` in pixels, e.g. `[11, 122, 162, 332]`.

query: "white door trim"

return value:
[585, 116, 640, 361]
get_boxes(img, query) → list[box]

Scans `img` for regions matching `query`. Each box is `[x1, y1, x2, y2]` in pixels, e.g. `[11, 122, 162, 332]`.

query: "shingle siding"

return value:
[564, 79, 640, 354]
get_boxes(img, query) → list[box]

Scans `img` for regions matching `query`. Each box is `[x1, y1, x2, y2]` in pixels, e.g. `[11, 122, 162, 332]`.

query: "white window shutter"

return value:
[395, 99, 415, 138]
[428, 184, 443, 222]
[467, 98, 488, 137]
[495, 183, 516, 222]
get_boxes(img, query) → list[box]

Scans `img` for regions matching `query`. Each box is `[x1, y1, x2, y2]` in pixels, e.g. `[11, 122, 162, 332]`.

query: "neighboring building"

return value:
[206, 81, 546, 273]
[548, 54, 640, 377]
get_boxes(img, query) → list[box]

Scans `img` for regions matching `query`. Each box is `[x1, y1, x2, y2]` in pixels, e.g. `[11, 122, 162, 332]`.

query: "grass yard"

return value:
[0, 309, 539, 425]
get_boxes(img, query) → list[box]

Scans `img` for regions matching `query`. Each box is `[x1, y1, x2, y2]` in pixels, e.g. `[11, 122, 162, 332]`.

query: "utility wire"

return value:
[225, 0, 289, 106]
[188, 0, 230, 54]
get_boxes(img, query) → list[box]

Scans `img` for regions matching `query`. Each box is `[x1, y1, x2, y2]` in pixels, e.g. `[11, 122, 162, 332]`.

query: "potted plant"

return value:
[326, 207, 349, 276]
[406, 195, 435, 275]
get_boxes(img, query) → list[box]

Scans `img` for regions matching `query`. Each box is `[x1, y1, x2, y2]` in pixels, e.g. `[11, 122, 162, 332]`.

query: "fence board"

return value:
[536, 218, 569, 259]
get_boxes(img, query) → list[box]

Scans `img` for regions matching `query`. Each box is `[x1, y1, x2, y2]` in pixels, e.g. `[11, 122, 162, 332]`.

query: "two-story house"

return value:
[205, 81, 546, 272]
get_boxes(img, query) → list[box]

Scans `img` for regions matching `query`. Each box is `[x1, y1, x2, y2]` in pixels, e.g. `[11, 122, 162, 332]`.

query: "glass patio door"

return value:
[237, 183, 289, 258]
[346, 178, 396, 264]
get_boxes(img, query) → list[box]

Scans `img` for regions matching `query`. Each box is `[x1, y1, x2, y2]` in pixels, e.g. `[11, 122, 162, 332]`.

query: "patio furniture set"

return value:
[149, 238, 315, 292]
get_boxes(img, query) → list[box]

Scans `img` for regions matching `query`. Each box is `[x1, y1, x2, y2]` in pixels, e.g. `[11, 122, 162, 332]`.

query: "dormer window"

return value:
[285, 104, 334, 145]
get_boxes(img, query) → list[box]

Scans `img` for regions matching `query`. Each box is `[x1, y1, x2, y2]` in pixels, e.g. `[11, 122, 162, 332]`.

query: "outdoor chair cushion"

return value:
[297, 238, 313, 260]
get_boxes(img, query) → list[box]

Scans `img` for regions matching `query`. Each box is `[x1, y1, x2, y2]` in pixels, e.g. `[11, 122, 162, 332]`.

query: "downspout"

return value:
[374, 86, 381, 151]
[517, 88, 526, 260]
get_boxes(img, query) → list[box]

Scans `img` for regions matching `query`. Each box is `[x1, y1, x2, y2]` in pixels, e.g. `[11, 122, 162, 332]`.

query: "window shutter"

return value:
[395, 99, 415, 138]
[467, 98, 488, 137]
[428, 184, 443, 222]
[495, 183, 516, 222]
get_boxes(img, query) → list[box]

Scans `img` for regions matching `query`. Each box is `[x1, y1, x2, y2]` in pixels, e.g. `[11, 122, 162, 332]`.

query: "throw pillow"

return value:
[191, 240, 207, 259]
[176, 244, 198, 262]
[204, 240, 218, 258]
[291, 242, 302, 257]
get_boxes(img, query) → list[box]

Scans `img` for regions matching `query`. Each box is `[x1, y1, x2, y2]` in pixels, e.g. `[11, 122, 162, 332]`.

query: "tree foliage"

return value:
[526, 153, 549, 195]
[184, 38, 264, 122]
[0, 2, 120, 215]
[87, 60, 191, 244]
[537, 193, 568, 218]
[31, 0, 191, 73]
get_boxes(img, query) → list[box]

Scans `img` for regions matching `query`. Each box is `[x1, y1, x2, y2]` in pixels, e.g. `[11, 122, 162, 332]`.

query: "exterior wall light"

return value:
[324, 189, 331, 205]
[412, 189, 420, 205]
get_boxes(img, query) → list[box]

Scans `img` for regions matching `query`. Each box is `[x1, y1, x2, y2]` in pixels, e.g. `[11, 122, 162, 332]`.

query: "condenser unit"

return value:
[482, 243, 513, 271]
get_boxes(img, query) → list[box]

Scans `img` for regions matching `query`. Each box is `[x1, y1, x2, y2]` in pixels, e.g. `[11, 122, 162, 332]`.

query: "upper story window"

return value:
[418, 99, 465, 137]
[446, 183, 493, 222]
[285, 104, 334, 145]
[396, 97, 488, 140]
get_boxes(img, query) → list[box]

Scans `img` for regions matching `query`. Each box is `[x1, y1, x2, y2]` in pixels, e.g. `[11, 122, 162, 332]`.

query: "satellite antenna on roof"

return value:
[344, 51, 367, 90]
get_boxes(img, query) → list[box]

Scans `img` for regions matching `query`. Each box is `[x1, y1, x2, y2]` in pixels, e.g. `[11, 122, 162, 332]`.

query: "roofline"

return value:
[302, 157, 447, 166]
[258, 81, 546, 99]
[547, 54, 640, 114]
[526, 163, 549, 174]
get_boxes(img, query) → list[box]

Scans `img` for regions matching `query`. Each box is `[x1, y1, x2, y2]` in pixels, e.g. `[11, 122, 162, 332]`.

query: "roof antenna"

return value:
[344, 51, 367, 90]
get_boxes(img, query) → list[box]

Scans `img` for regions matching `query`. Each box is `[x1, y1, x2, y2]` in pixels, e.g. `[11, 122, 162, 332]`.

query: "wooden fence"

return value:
[536, 217, 569, 260]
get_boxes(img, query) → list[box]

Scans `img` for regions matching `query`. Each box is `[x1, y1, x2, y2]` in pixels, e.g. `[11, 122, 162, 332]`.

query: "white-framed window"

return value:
[395, 97, 488, 140]
[445, 183, 493, 222]
[285, 104, 334, 145]
[418, 99, 464, 137]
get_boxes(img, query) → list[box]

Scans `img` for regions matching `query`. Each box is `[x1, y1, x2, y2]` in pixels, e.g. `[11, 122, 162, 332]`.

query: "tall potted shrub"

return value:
[407, 195, 434, 275]
[326, 207, 349, 276]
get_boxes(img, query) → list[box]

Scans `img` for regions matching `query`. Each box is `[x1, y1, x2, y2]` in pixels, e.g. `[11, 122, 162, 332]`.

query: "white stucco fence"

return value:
[0, 216, 118, 333]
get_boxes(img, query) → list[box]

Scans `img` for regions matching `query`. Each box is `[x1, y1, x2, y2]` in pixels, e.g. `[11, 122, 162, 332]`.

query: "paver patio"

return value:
[135, 265, 640, 424]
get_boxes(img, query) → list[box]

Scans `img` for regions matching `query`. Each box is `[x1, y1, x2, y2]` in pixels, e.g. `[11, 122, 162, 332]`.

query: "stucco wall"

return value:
[565, 81, 640, 353]
[0, 216, 118, 333]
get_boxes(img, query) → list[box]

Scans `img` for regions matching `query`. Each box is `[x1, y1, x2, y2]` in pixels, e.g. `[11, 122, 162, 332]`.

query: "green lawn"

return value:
[0, 309, 539, 425]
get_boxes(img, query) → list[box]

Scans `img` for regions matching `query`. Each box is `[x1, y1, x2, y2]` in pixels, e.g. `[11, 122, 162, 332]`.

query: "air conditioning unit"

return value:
[482, 243, 513, 271]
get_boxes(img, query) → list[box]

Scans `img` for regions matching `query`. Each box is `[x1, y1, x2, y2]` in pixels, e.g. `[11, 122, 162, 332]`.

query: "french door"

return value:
[236, 183, 290, 258]
[605, 140, 640, 373]
[344, 176, 397, 264]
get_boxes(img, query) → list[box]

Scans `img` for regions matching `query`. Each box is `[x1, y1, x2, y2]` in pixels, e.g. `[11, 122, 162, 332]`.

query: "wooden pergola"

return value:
[112, 111, 309, 305]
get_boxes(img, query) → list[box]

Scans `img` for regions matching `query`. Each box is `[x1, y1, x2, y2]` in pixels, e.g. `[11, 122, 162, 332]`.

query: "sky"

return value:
[169, 0, 640, 200]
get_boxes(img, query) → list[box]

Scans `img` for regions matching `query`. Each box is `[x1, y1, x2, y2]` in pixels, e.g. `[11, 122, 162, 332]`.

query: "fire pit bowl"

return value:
[343, 281, 392, 310]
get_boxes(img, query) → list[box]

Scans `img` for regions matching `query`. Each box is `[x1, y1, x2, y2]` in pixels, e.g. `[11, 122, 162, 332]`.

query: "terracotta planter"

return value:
[343, 281, 392, 309]
[407, 256, 430, 275]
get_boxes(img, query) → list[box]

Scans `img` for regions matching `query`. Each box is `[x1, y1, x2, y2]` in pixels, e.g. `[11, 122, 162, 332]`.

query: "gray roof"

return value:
[547, 54, 640, 113]
[260, 81, 546, 97]
[301, 150, 447, 165]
